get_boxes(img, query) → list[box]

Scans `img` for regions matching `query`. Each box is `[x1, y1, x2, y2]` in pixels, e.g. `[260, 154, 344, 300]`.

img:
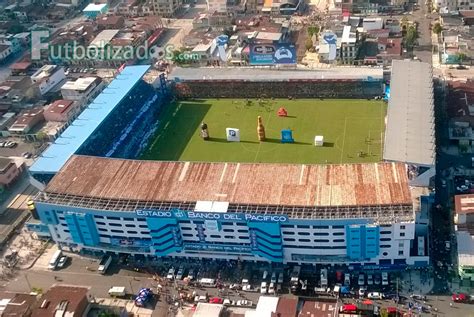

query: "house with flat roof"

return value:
[8, 107, 44, 135]
[31, 285, 90, 317]
[44, 99, 79, 123]
[0, 157, 24, 188]
[0, 291, 37, 316]
[30, 65, 66, 96]
[61, 77, 104, 106]
[83, 3, 109, 19]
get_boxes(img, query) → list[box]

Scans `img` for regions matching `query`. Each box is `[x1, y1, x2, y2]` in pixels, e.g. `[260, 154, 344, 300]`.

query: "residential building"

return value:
[340, 25, 359, 64]
[0, 157, 23, 188]
[0, 112, 16, 131]
[0, 76, 41, 110]
[362, 17, 384, 32]
[454, 194, 474, 281]
[8, 107, 44, 135]
[96, 15, 125, 30]
[44, 99, 80, 123]
[61, 77, 104, 106]
[31, 285, 90, 317]
[0, 291, 37, 316]
[30, 65, 66, 96]
[0, 44, 12, 63]
[83, 3, 109, 19]
[207, 0, 227, 12]
[152, 0, 183, 17]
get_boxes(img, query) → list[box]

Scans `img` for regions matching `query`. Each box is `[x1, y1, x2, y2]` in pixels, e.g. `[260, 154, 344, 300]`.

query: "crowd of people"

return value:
[175, 80, 382, 99]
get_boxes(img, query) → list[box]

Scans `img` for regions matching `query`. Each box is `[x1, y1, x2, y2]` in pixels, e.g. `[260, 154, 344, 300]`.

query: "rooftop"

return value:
[383, 60, 435, 166]
[61, 77, 100, 91]
[31, 65, 61, 80]
[272, 297, 297, 317]
[31, 285, 88, 317]
[0, 157, 14, 173]
[299, 299, 338, 317]
[46, 99, 74, 114]
[29, 65, 150, 175]
[10, 107, 43, 127]
[83, 3, 108, 12]
[457, 230, 474, 267]
[90, 29, 120, 48]
[38, 156, 413, 221]
[193, 303, 224, 317]
[0, 292, 37, 317]
[455, 194, 474, 214]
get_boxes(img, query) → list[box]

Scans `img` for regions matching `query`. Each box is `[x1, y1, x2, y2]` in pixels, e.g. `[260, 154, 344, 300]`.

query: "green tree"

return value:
[404, 25, 418, 49]
[35, 131, 49, 143]
[379, 308, 389, 317]
[456, 52, 467, 64]
[307, 25, 320, 37]
[433, 22, 443, 35]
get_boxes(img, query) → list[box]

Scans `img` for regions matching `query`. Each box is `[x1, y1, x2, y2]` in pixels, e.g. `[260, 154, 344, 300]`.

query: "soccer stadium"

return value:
[27, 62, 433, 267]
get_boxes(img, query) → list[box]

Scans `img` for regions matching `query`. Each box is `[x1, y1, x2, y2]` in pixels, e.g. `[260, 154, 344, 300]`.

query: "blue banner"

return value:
[249, 44, 297, 65]
[135, 210, 288, 223]
[110, 237, 151, 247]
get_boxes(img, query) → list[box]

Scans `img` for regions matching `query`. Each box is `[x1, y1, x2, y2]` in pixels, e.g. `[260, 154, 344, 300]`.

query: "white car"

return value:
[223, 299, 234, 306]
[381, 272, 389, 286]
[271, 272, 277, 283]
[367, 274, 373, 285]
[344, 273, 351, 286]
[358, 287, 367, 297]
[268, 282, 275, 294]
[368, 292, 383, 300]
[176, 267, 184, 280]
[278, 272, 284, 284]
[57, 256, 68, 269]
[166, 267, 175, 280]
[260, 282, 267, 294]
[237, 300, 253, 307]
[187, 269, 195, 280]
[358, 274, 365, 286]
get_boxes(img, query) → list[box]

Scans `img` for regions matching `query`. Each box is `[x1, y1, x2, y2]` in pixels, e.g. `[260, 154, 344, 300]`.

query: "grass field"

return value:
[141, 98, 387, 164]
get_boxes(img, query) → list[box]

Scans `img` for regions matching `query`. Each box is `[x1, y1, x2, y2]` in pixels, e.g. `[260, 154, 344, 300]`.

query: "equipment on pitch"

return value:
[277, 107, 288, 117]
[257, 116, 266, 141]
[200, 122, 210, 140]
[314, 135, 324, 146]
[281, 129, 294, 143]
[226, 128, 241, 142]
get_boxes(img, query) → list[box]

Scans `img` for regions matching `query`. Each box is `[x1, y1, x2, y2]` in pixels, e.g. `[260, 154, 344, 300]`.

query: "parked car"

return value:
[278, 272, 284, 284]
[5, 141, 16, 148]
[187, 269, 195, 280]
[271, 272, 277, 283]
[368, 292, 383, 300]
[358, 273, 365, 286]
[229, 283, 241, 290]
[381, 272, 389, 286]
[262, 270, 268, 280]
[367, 274, 373, 285]
[236, 300, 253, 307]
[223, 299, 234, 306]
[57, 256, 68, 269]
[22, 152, 32, 159]
[358, 287, 367, 297]
[166, 267, 175, 280]
[411, 294, 427, 301]
[176, 267, 184, 280]
[209, 297, 223, 304]
[260, 282, 267, 294]
[452, 293, 468, 302]
[268, 283, 275, 294]
[344, 273, 351, 286]
[374, 274, 381, 285]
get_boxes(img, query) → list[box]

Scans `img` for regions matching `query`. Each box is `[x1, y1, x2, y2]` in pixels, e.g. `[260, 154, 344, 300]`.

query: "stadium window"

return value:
[282, 231, 294, 235]
[94, 215, 104, 219]
[64, 229, 70, 233]
[333, 232, 344, 236]
[333, 239, 345, 243]
[100, 234, 110, 238]
[181, 227, 192, 231]
[140, 231, 150, 234]
[332, 225, 344, 229]
[179, 220, 191, 224]
[210, 235, 220, 238]
[109, 223, 122, 227]
[58, 216, 65, 220]
[127, 231, 138, 234]
[380, 238, 391, 241]
[400, 225, 406, 229]
[108, 216, 121, 221]
[297, 225, 310, 229]
[238, 236, 249, 240]
[298, 232, 310, 236]
[314, 232, 330, 236]
[98, 228, 107, 232]
[315, 239, 330, 243]
[400, 232, 405, 237]
[111, 229, 124, 233]
[281, 225, 294, 228]
[380, 231, 391, 234]
[125, 224, 135, 228]
[223, 229, 234, 232]
[237, 229, 248, 233]
[283, 238, 295, 242]
[313, 225, 329, 229]
[123, 218, 134, 221]
[222, 222, 233, 226]
[398, 250, 404, 255]
[182, 233, 193, 237]
[138, 225, 148, 228]
[299, 239, 311, 242]
[96, 221, 106, 225]
[382, 252, 388, 256]
[137, 218, 146, 222]
[224, 236, 234, 239]
[380, 245, 391, 248]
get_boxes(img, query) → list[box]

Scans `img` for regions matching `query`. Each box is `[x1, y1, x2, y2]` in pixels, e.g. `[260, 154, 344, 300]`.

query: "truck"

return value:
[290, 266, 301, 293]
[108, 286, 126, 297]
[98, 255, 112, 274]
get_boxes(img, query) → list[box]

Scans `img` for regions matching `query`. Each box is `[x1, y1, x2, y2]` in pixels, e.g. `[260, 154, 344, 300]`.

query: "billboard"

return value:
[249, 44, 297, 65]
[135, 210, 288, 223]
[110, 237, 151, 247]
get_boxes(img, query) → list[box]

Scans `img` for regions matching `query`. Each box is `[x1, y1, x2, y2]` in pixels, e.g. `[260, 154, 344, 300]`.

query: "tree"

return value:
[379, 308, 389, 317]
[404, 25, 418, 49]
[433, 22, 443, 35]
[307, 25, 320, 37]
[35, 131, 49, 143]
[456, 52, 467, 64]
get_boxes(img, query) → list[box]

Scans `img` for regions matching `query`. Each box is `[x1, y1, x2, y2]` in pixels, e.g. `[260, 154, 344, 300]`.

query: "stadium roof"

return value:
[383, 60, 435, 166]
[29, 65, 150, 175]
[38, 155, 414, 221]
[169, 66, 383, 81]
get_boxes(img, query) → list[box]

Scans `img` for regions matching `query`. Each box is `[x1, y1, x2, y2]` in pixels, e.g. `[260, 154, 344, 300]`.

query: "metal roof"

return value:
[29, 65, 150, 175]
[383, 60, 435, 166]
[39, 156, 413, 221]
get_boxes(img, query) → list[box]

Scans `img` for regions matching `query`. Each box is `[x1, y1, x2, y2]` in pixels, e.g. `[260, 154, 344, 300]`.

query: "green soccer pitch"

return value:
[141, 98, 387, 164]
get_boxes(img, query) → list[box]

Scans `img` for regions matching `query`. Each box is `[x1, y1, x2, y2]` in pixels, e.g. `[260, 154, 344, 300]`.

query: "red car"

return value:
[209, 297, 223, 304]
[452, 293, 468, 302]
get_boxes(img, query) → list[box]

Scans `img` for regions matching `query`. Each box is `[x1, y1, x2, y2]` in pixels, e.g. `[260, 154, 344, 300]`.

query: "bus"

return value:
[199, 278, 216, 287]
[98, 255, 112, 274]
[48, 250, 63, 270]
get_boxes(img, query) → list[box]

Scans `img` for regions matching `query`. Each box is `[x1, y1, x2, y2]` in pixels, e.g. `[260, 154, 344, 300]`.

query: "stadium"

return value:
[28, 61, 434, 267]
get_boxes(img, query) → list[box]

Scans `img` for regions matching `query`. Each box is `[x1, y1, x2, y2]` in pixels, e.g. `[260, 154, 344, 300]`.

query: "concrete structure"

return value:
[454, 194, 474, 280]
[44, 99, 80, 123]
[8, 107, 44, 135]
[0, 157, 23, 188]
[340, 25, 359, 64]
[61, 77, 104, 106]
[207, 0, 227, 12]
[31, 285, 89, 317]
[32, 156, 429, 267]
[194, 303, 224, 317]
[152, 0, 182, 17]
[0, 292, 37, 316]
[30, 65, 66, 96]
[83, 3, 109, 19]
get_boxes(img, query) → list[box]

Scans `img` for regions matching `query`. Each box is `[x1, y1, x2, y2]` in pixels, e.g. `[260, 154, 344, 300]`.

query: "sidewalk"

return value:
[399, 270, 434, 295]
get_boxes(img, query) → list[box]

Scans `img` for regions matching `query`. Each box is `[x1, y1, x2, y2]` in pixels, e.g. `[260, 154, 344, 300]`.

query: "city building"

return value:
[207, 0, 227, 12]
[8, 107, 44, 135]
[454, 194, 474, 281]
[0, 44, 12, 63]
[0, 291, 37, 316]
[60, 77, 104, 106]
[32, 156, 429, 267]
[31, 285, 90, 317]
[30, 65, 66, 96]
[152, 0, 183, 17]
[0, 76, 41, 110]
[83, 3, 109, 19]
[0, 157, 23, 188]
[44, 99, 80, 123]
[340, 25, 359, 64]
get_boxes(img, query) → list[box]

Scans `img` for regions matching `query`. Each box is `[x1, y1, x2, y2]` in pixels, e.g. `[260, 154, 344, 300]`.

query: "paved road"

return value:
[411, 0, 434, 64]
